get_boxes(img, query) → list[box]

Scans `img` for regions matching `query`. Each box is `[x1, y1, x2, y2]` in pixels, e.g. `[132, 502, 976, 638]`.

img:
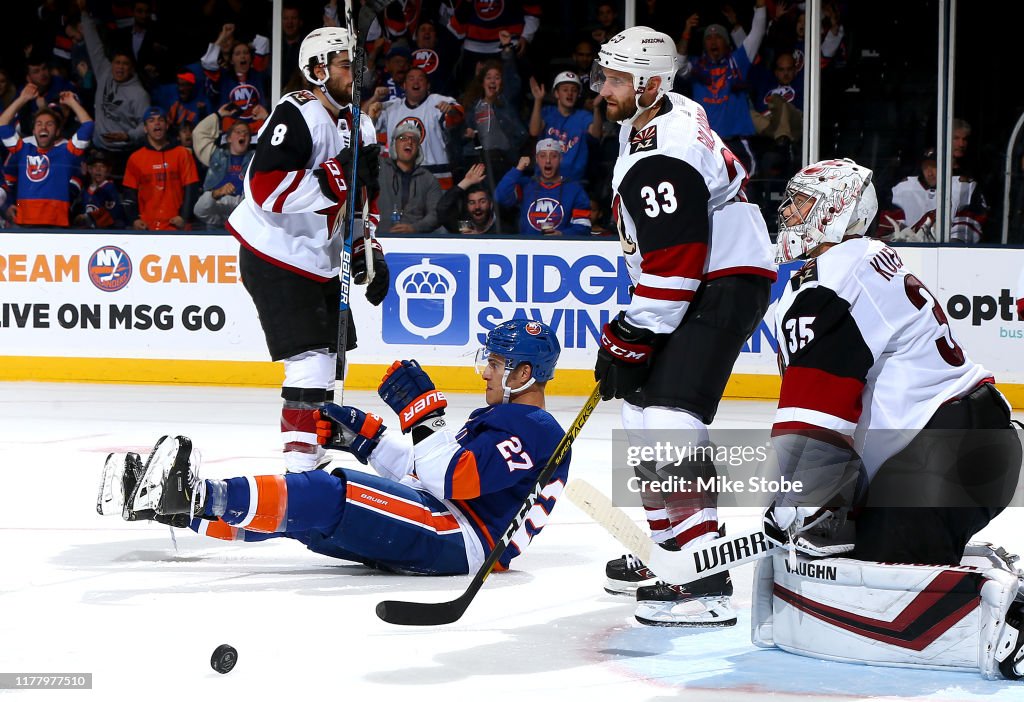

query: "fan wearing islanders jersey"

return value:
[108, 320, 569, 577]
[768, 158, 1021, 566]
[494, 138, 591, 236]
[0, 84, 93, 227]
[227, 27, 389, 474]
[591, 27, 776, 627]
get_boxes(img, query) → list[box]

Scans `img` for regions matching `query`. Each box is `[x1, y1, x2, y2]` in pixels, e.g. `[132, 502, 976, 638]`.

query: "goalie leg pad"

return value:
[751, 546, 1024, 679]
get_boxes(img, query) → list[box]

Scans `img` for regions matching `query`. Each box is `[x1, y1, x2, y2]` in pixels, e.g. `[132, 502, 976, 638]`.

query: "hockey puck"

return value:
[210, 644, 238, 674]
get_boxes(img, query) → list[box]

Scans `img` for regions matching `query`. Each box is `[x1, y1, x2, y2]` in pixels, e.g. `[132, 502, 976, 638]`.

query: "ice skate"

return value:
[605, 552, 659, 596]
[125, 435, 204, 519]
[96, 451, 153, 520]
[634, 571, 737, 627]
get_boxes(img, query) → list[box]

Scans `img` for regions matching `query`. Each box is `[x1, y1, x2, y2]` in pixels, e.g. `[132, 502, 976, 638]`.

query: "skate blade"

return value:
[634, 597, 737, 628]
[604, 577, 658, 597]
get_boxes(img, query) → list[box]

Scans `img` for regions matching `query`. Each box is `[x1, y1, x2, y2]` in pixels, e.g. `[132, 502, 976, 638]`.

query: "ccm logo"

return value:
[601, 333, 649, 362]
[402, 390, 446, 422]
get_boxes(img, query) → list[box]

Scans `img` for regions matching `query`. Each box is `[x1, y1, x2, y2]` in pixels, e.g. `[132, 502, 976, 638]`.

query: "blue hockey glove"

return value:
[378, 360, 447, 433]
[314, 403, 386, 464]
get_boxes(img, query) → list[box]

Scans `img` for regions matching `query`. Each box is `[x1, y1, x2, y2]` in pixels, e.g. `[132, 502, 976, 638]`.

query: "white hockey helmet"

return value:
[299, 27, 351, 86]
[592, 26, 678, 126]
[776, 158, 878, 262]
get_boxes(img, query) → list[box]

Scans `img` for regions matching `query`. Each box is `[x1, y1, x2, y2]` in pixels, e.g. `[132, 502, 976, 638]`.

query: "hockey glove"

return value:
[316, 157, 348, 204]
[352, 238, 390, 306]
[314, 403, 386, 465]
[594, 312, 656, 401]
[378, 360, 447, 433]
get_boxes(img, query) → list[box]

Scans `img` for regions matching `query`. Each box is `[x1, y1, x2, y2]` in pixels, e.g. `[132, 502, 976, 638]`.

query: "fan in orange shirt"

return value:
[123, 106, 199, 230]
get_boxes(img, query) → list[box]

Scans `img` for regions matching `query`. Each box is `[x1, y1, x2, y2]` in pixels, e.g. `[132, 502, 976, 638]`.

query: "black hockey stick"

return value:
[376, 383, 603, 626]
[335, 0, 394, 393]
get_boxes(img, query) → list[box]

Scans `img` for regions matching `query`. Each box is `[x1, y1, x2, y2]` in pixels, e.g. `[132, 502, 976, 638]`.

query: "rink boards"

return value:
[0, 232, 1021, 406]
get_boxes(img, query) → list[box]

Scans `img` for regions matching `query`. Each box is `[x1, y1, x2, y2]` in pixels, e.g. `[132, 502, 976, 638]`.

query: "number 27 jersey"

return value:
[773, 237, 992, 476]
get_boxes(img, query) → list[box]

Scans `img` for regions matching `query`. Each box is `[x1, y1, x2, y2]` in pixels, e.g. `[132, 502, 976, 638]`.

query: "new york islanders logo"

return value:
[525, 321, 543, 336]
[88, 246, 132, 292]
[528, 198, 563, 231]
[26, 154, 51, 183]
[629, 125, 657, 154]
[412, 48, 439, 74]
[229, 83, 260, 117]
[475, 0, 504, 21]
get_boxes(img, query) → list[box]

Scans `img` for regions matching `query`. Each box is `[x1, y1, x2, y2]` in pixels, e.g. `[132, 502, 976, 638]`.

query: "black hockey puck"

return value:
[210, 644, 238, 674]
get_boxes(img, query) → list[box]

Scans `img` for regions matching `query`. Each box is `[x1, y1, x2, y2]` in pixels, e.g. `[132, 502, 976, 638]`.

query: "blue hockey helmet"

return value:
[475, 319, 561, 385]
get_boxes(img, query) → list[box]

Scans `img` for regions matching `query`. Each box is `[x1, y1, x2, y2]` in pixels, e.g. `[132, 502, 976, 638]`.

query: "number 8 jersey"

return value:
[774, 237, 993, 477]
[611, 92, 776, 336]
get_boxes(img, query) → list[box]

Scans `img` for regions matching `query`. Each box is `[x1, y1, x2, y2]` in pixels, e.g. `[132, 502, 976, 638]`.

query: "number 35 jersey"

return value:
[773, 237, 993, 476]
[611, 92, 776, 336]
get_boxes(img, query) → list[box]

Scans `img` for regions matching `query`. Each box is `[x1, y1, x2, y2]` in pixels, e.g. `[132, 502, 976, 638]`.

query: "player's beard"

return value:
[325, 77, 353, 106]
[605, 97, 636, 123]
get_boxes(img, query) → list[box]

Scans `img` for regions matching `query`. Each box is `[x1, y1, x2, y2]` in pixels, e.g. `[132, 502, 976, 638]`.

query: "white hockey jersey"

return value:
[378, 93, 463, 185]
[611, 92, 776, 335]
[773, 237, 993, 476]
[884, 175, 988, 244]
[226, 90, 379, 281]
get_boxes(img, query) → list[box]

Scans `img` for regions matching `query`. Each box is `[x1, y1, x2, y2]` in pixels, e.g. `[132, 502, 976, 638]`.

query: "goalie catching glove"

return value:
[378, 360, 447, 434]
[314, 403, 386, 464]
[594, 312, 656, 401]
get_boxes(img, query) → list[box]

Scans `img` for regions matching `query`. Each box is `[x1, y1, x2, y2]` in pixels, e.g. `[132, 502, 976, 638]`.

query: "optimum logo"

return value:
[88, 246, 132, 292]
[383, 254, 469, 345]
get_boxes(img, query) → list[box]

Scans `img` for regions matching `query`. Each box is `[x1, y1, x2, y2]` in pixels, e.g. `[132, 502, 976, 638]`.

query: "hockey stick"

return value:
[564, 478, 778, 584]
[376, 383, 603, 626]
[335, 0, 394, 390]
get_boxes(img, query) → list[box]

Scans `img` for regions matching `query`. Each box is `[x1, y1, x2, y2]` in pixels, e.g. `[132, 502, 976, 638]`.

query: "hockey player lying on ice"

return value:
[97, 320, 570, 576]
[756, 157, 1024, 680]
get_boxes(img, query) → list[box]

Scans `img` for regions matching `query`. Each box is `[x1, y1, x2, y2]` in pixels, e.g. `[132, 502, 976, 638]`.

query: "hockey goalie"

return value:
[758, 158, 1024, 680]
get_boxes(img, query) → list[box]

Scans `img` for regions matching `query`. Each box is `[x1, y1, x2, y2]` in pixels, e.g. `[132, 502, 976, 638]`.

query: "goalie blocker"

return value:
[752, 545, 1024, 680]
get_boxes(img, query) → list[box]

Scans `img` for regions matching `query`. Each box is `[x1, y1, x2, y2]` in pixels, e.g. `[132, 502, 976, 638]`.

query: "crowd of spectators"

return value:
[0, 0, 1000, 241]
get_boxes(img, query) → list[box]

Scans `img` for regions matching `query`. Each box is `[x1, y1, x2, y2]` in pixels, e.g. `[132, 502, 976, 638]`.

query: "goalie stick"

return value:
[376, 383, 603, 626]
[334, 0, 393, 394]
[564, 478, 778, 584]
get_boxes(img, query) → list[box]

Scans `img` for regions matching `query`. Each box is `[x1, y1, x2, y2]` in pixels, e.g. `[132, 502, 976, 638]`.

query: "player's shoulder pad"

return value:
[805, 237, 891, 306]
[469, 403, 557, 433]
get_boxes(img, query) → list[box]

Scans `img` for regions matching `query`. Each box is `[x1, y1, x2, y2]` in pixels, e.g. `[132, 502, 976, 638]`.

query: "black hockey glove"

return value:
[352, 238, 390, 306]
[594, 312, 655, 401]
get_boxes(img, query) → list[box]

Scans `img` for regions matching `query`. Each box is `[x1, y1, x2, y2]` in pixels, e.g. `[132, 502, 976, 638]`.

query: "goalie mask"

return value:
[592, 26, 679, 127]
[475, 319, 561, 403]
[776, 158, 878, 263]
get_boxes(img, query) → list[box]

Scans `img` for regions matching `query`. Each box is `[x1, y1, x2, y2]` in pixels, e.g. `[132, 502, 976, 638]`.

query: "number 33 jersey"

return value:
[611, 92, 776, 336]
[773, 237, 993, 476]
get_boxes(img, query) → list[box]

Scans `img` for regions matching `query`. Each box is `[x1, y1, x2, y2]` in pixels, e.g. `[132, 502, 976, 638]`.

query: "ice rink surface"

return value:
[2, 382, 1022, 701]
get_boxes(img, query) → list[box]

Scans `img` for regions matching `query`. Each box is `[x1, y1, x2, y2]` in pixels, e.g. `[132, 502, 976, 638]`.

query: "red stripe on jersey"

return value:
[249, 170, 290, 207]
[466, 23, 525, 41]
[571, 208, 590, 219]
[778, 366, 864, 424]
[771, 421, 854, 449]
[633, 285, 696, 302]
[272, 171, 305, 213]
[706, 265, 778, 282]
[642, 241, 707, 281]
